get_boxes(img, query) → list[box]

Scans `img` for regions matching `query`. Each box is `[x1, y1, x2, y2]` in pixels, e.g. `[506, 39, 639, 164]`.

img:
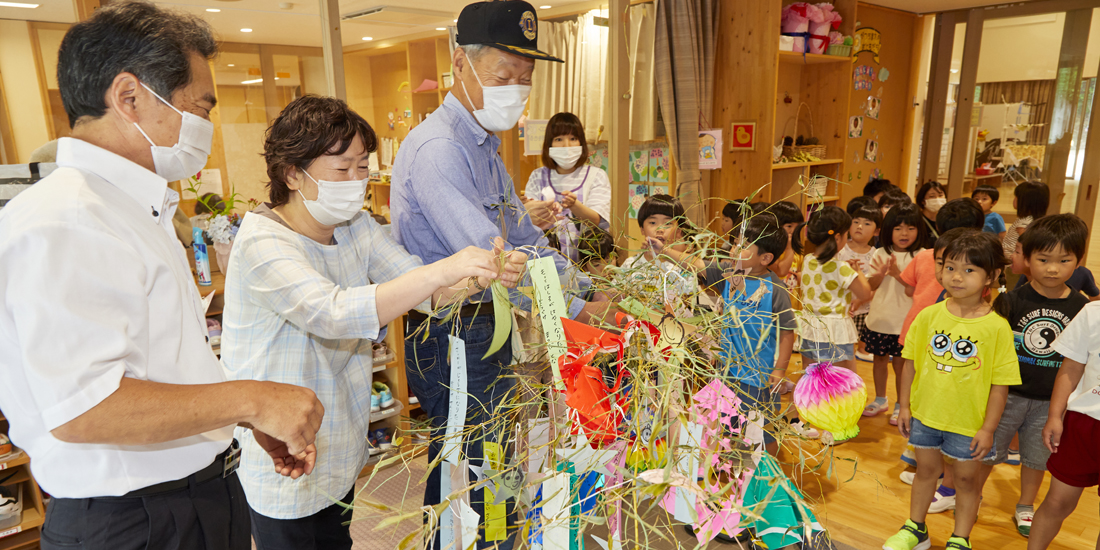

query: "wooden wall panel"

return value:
[843, 4, 918, 202]
[711, 2, 782, 208]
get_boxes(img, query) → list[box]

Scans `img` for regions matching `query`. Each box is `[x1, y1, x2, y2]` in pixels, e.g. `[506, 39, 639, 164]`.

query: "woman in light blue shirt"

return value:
[220, 95, 525, 549]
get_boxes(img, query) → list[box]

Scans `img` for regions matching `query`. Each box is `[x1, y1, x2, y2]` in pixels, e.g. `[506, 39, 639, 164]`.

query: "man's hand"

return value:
[253, 429, 316, 479]
[494, 237, 527, 289]
[970, 427, 995, 459]
[1042, 416, 1063, 454]
[247, 381, 325, 457]
[524, 200, 562, 230]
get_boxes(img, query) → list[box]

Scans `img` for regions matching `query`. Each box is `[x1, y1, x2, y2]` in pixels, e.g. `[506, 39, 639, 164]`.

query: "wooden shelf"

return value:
[0, 453, 27, 472]
[772, 158, 843, 170]
[370, 405, 402, 423]
[0, 507, 43, 544]
[194, 270, 225, 296]
[0, 527, 41, 550]
[778, 50, 851, 65]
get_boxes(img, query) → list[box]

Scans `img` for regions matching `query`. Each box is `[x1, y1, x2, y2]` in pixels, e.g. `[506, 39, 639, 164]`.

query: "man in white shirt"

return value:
[0, 4, 324, 549]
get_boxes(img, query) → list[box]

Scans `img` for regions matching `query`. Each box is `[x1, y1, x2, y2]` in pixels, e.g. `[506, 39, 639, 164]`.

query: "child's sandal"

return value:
[862, 400, 889, 417]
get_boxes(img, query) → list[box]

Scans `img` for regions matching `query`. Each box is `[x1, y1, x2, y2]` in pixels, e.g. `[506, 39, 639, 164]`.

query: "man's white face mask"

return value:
[460, 60, 531, 132]
[132, 82, 213, 181]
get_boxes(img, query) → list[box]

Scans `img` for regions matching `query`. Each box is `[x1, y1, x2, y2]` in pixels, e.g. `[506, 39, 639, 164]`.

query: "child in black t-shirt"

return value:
[981, 214, 1091, 538]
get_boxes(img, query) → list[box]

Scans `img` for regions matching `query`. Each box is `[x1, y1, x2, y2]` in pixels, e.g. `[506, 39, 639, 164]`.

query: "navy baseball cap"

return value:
[456, 1, 563, 63]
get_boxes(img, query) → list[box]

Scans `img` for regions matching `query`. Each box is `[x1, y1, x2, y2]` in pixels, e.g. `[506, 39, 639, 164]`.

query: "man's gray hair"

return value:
[460, 44, 492, 63]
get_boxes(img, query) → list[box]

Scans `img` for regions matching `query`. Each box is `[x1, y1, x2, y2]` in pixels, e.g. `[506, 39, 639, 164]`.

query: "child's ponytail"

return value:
[992, 291, 1012, 320]
[804, 206, 851, 264]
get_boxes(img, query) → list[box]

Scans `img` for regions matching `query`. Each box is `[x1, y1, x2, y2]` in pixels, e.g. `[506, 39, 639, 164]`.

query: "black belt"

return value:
[112, 440, 241, 499]
[407, 303, 491, 325]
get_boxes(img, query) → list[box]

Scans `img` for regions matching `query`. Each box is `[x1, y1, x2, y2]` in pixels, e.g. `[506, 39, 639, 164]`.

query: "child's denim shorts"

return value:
[909, 417, 996, 462]
[799, 339, 854, 363]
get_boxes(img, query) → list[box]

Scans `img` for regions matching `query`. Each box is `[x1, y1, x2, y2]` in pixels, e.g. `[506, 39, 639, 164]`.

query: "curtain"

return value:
[530, 13, 608, 142]
[654, 0, 719, 225]
[979, 80, 1055, 144]
[529, 6, 658, 143]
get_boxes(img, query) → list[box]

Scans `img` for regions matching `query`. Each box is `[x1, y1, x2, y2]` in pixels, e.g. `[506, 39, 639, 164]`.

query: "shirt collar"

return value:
[443, 92, 497, 147]
[56, 137, 172, 223]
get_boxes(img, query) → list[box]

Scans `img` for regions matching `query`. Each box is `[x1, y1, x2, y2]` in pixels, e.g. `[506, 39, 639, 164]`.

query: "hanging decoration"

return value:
[793, 361, 868, 442]
[866, 96, 882, 120]
[698, 130, 722, 170]
[853, 27, 883, 64]
[853, 65, 877, 91]
[848, 116, 864, 138]
[864, 139, 879, 163]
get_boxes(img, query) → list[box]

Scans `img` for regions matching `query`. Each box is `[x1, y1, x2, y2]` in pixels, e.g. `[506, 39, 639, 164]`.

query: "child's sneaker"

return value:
[373, 381, 395, 408]
[373, 428, 394, 450]
[1006, 448, 1021, 465]
[883, 519, 930, 550]
[368, 433, 383, 455]
[788, 418, 820, 439]
[1014, 505, 1034, 537]
[889, 403, 901, 426]
[899, 471, 942, 486]
[928, 486, 956, 513]
[370, 388, 381, 412]
[856, 350, 874, 362]
[945, 535, 971, 549]
[900, 445, 917, 467]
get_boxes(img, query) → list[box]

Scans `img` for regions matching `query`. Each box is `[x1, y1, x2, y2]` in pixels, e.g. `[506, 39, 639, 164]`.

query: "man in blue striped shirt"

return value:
[391, 2, 610, 547]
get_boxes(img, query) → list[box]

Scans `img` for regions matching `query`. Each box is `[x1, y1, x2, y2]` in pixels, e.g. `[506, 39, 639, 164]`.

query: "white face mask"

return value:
[460, 63, 531, 132]
[549, 146, 583, 170]
[298, 170, 366, 226]
[925, 197, 947, 213]
[133, 82, 213, 181]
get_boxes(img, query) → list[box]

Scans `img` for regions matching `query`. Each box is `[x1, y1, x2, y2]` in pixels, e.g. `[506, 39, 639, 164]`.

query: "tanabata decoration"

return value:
[557, 316, 664, 443]
[793, 361, 867, 441]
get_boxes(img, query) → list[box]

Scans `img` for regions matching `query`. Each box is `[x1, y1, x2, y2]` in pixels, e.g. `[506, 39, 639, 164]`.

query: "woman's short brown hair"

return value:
[263, 95, 377, 207]
[540, 112, 589, 170]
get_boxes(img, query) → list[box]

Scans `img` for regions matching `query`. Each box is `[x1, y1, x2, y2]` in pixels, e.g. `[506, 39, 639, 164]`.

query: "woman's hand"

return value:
[560, 191, 578, 210]
[435, 246, 502, 289]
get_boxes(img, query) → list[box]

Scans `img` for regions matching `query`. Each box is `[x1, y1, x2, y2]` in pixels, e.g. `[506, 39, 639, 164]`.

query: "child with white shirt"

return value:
[837, 205, 881, 362]
[619, 195, 699, 312]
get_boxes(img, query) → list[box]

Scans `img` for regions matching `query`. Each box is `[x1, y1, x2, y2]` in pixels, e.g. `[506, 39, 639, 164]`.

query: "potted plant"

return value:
[184, 173, 257, 273]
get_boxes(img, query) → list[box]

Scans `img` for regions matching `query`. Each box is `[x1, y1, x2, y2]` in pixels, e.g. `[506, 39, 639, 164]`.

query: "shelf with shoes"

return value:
[359, 314, 419, 479]
[0, 412, 45, 549]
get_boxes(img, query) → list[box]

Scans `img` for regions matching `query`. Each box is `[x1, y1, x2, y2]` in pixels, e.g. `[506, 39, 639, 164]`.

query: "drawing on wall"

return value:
[848, 116, 863, 138]
[866, 97, 882, 120]
[864, 139, 879, 163]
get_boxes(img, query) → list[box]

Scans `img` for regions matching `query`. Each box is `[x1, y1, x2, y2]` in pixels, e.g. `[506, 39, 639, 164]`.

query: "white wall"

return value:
[976, 10, 1100, 84]
[0, 20, 50, 163]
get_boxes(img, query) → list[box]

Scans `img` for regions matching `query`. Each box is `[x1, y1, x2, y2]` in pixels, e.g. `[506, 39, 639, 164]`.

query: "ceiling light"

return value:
[950, 69, 959, 73]
[227, 64, 235, 67]
[206, 8, 220, 12]
[241, 78, 263, 84]
[362, 36, 373, 41]
[241, 28, 253, 33]
[0, 2, 40, 7]
[453, 19, 457, 22]
[540, 5, 552, 8]
[436, 27, 446, 31]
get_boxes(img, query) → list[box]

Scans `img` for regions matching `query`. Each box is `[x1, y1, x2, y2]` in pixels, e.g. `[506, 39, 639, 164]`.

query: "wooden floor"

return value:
[776, 355, 1100, 550]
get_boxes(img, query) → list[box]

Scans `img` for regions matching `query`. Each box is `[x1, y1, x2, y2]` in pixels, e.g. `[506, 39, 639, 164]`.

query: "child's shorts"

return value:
[909, 417, 995, 462]
[800, 339, 854, 363]
[860, 327, 903, 357]
[982, 393, 1050, 470]
[1046, 410, 1100, 494]
[852, 313, 868, 335]
[729, 379, 778, 446]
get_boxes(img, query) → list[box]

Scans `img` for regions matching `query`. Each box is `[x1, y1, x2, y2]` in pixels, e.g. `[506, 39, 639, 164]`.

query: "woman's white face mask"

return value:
[298, 170, 366, 226]
[549, 146, 583, 170]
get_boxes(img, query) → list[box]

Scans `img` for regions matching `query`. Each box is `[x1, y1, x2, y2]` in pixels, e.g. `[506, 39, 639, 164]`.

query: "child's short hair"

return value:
[637, 194, 685, 228]
[850, 205, 883, 228]
[863, 178, 896, 198]
[878, 188, 912, 211]
[541, 112, 589, 170]
[738, 216, 788, 266]
[935, 198, 984, 234]
[722, 200, 746, 221]
[1020, 213, 1088, 260]
[576, 225, 616, 267]
[942, 231, 1007, 280]
[846, 195, 877, 215]
[1015, 181, 1050, 219]
[880, 203, 927, 255]
[971, 185, 999, 203]
[935, 227, 977, 255]
[769, 200, 804, 227]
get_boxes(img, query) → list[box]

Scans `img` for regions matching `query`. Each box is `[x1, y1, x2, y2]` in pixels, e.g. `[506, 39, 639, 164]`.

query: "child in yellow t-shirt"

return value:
[885, 232, 1021, 550]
